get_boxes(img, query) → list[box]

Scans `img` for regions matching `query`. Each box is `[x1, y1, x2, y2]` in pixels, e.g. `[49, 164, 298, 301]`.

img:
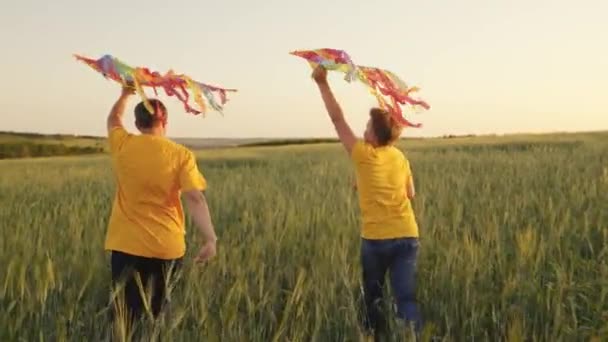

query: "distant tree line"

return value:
[240, 138, 340, 147]
[0, 131, 101, 140]
[239, 136, 437, 147]
[0, 143, 104, 159]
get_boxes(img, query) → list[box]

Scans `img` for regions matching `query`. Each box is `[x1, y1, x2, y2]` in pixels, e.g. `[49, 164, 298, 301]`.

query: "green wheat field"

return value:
[1, 132, 607, 341]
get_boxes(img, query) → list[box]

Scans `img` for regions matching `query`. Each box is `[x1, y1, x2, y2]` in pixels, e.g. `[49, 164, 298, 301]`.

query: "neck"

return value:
[140, 127, 164, 136]
[365, 138, 380, 147]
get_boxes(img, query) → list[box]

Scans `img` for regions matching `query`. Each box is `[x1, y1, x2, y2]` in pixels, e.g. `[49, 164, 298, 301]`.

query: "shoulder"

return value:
[394, 147, 412, 171]
[151, 137, 194, 164]
[395, 146, 408, 159]
[107, 126, 132, 153]
[171, 141, 197, 162]
[388, 144, 407, 158]
[351, 140, 375, 161]
[108, 126, 131, 138]
[158, 138, 187, 152]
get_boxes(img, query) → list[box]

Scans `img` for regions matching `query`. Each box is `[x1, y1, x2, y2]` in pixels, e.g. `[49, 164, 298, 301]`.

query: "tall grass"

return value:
[0, 133, 606, 341]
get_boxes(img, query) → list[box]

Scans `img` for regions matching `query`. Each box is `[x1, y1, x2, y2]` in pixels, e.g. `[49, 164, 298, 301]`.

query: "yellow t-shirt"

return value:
[104, 127, 207, 259]
[351, 140, 418, 240]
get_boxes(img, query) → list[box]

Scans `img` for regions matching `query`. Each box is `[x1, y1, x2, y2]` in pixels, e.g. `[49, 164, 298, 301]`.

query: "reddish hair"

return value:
[369, 108, 402, 146]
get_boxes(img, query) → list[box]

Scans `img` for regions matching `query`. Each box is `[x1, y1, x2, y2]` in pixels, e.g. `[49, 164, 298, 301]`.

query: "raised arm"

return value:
[107, 86, 135, 133]
[312, 66, 357, 154]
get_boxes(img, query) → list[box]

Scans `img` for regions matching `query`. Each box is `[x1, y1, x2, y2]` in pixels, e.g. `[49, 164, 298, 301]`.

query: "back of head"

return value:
[134, 99, 168, 131]
[369, 108, 402, 146]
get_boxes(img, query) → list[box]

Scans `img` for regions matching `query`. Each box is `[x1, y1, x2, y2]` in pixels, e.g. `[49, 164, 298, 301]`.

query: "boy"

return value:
[311, 66, 422, 339]
[105, 86, 218, 327]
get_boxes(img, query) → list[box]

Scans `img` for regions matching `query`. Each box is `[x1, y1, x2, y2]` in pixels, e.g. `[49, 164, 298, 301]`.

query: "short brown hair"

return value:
[134, 99, 167, 129]
[369, 107, 402, 146]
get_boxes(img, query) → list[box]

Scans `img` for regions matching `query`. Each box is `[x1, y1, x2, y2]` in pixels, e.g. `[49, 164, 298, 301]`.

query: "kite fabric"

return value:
[290, 48, 358, 82]
[290, 48, 430, 128]
[74, 54, 236, 116]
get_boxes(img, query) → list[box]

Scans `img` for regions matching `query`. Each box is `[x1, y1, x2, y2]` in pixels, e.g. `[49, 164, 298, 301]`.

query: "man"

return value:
[105, 86, 218, 325]
[311, 66, 422, 339]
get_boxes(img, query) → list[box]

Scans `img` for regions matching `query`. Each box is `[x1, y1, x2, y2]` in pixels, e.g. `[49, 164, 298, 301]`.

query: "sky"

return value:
[0, 0, 606, 138]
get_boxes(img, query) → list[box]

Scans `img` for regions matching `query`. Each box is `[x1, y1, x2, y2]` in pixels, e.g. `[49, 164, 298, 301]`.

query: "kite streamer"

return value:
[74, 54, 236, 116]
[291, 48, 430, 128]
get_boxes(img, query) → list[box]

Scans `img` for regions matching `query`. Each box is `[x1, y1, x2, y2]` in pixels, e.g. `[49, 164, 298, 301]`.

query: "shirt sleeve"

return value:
[404, 157, 412, 179]
[108, 126, 131, 155]
[350, 140, 370, 163]
[179, 150, 207, 192]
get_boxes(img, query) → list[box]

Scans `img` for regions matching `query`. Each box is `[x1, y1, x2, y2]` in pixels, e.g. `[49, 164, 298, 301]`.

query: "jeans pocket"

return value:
[399, 238, 419, 257]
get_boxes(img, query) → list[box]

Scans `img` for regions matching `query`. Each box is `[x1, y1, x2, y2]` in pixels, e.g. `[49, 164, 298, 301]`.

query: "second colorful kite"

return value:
[291, 49, 430, 128]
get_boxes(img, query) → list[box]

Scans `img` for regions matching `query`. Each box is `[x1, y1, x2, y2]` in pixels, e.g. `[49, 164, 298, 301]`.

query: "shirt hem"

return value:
[360, 231, 419, 240]
[104, 246, 185, 260]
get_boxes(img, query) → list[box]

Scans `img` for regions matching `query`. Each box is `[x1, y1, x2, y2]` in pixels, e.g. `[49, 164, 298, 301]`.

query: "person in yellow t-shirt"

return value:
[105, 86, 218, 325]
[311, 66, 422, 338]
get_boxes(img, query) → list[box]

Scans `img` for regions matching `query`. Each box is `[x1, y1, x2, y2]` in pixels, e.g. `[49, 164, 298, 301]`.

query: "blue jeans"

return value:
[361, 237, 422, 335]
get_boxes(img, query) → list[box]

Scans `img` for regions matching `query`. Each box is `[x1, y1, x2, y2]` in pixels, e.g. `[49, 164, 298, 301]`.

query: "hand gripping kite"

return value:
[291, 48, 430, 128]
[74, 54, 236, 116]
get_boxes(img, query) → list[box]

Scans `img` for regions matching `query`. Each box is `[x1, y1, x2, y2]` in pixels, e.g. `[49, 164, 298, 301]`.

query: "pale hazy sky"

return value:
[1, 0, 606, 138]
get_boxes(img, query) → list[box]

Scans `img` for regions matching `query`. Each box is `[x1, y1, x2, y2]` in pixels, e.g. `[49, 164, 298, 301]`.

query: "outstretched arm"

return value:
[107, 86, 134, 133]
[312, 66, 357, 154]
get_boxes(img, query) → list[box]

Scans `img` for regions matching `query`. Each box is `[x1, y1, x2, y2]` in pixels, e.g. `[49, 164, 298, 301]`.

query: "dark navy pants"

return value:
[361, 237, 422, 335]
[110, 251, 183, 322]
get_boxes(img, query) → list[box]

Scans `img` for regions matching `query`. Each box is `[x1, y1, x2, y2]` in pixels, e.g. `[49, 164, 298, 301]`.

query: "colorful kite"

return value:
[291, 48, 430, 128]
[290, 48, 358, 82]
[74, 54, 236, 116]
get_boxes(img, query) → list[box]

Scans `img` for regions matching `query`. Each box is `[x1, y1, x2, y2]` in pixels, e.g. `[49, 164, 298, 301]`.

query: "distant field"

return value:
[1, 131, 606, 340]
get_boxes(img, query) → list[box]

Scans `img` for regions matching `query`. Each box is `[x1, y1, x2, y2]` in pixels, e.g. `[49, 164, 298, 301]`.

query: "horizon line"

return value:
[1, 129, 607, 141]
